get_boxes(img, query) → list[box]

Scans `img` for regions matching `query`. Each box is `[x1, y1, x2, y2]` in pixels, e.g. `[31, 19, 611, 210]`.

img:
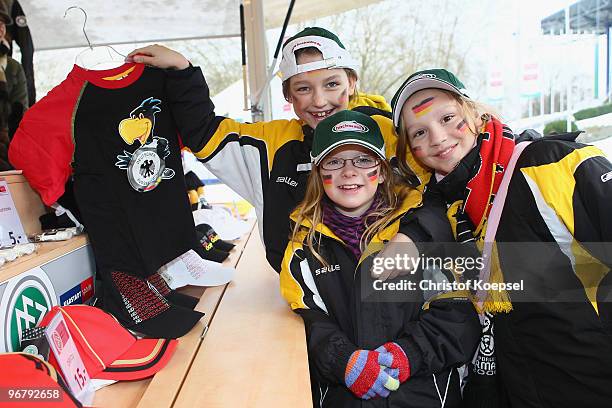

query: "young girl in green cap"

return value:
[280, 109, 479, 407]
[391, 68, 612, 408]
[126, 27, 401, 274]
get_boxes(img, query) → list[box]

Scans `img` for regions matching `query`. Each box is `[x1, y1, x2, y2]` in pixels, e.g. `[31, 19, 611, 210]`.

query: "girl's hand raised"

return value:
[126, 44, 190, 70]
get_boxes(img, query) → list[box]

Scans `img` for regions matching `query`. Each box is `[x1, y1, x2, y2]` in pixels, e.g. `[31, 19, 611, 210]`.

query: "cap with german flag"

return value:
[391, 68, 469, 132]
[39, 305, 177, 381]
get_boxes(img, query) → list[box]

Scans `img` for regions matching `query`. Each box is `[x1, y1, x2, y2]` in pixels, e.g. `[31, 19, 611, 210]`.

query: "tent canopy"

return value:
[22, 0, 380, 50]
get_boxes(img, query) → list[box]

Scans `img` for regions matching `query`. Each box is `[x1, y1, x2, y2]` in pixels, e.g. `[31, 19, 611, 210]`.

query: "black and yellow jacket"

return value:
[434, 134, 612, 408]
[280, 188, 480, 407]
[167, 66, 397, 272]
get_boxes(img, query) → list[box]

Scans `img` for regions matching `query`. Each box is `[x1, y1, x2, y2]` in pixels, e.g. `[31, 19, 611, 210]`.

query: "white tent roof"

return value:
[21, 0, 380, 50]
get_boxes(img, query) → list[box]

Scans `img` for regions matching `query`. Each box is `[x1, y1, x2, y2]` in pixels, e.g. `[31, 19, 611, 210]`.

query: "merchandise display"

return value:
[9, 63, 208, 337]
[193, 207, 251, 241]
[39, 305, 178, 381]
[195, 223, 235, 252]
[195, 229, 230, 263]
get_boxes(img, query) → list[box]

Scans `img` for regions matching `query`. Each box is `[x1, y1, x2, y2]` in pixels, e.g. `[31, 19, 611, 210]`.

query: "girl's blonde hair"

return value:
[290, 159, 406, 267]
[282, 47, 359, 104]
[395, 89, 498, 179]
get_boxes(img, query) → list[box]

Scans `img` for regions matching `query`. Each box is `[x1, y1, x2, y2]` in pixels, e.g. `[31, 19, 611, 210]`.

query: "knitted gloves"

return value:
[375, 342, 411, 382]
[344, 349, 399, 399]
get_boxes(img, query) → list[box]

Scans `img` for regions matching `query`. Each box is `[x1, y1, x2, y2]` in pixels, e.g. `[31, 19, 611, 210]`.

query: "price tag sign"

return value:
[45, 311, 95, 406]
[0, 178, 27, 248]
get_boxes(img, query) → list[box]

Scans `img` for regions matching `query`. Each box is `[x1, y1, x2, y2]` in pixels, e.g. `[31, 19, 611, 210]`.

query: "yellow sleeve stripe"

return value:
[520, 145, 604, 235]
[280, 238, 308, 311]
[192, 118, 304, 171]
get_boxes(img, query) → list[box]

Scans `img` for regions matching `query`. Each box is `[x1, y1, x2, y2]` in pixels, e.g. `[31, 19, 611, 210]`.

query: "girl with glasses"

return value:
[280, 109, 480, 407]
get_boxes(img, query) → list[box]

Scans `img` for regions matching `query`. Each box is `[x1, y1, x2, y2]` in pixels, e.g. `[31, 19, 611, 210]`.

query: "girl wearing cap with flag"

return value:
[280, 109, 480, 407]
[126, 28, 402, 274]
[391, 68, 612, 408]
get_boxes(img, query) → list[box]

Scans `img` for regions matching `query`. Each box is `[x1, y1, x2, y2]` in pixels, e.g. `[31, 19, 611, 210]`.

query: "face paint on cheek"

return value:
[338, 88, 348, 105]
[412, 97, 435, 118]
[411, 145, 426, 158]
[322, 174, 333, 187]
[367, 169, 378, 183]
[456, 119, 468, 132]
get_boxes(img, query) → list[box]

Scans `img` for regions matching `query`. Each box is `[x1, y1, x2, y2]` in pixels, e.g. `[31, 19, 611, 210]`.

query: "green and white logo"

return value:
[0, 267, 56, 352]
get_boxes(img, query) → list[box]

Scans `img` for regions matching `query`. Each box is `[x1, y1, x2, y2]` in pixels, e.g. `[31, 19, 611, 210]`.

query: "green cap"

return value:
[282, 27, 346, 49]
[391, 68, 469, 131]
[311, 110, 385, 165]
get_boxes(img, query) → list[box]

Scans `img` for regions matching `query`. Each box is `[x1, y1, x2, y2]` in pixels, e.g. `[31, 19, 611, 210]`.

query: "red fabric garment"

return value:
[9, 63, 147, 206]
[9, 74, 85, 205]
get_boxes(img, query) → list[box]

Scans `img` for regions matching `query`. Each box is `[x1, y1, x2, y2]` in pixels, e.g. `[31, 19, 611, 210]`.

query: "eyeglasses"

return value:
[320, 155, 381, 171]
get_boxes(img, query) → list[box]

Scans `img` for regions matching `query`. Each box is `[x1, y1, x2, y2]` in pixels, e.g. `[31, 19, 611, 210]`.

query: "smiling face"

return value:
[319, 145, 383, 217]
[401, 89, 478, 175]
[287, 52, 356, 129]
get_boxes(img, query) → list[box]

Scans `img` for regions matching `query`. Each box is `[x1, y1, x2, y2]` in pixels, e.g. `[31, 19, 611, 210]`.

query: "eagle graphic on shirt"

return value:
[115, 97, 175, 192]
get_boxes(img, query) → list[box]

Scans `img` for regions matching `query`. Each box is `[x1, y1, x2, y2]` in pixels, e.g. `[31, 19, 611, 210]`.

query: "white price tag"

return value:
[0, 179, 28, 248]
[45, 311, 95, 405]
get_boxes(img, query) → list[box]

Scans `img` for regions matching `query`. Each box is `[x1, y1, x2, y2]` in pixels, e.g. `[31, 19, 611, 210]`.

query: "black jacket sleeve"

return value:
[398, 192, 454, 256]
[296, 308, 358, 384]
[396, 193, 480, 376]
[164, 66, 223, 153]
[396, 297, 480, 377]
[574, 154, 612, 266]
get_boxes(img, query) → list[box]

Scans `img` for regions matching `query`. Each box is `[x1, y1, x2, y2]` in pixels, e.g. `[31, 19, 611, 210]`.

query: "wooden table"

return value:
[93, 222, 311, 407]
[173, 227, 311, 408]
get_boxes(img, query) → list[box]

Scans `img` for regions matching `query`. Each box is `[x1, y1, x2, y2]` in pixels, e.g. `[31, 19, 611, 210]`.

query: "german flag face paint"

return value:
[456, 119, 468, 132]
[322, 174, 333, 186]
[367, 169, 379, 184]
[412, 97, 435, 118]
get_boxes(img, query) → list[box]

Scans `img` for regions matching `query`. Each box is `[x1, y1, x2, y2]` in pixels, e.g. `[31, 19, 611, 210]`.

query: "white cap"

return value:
[279, 33, 359, 81]
[158, 250, 235, 289]
[193, 207, 251, 241]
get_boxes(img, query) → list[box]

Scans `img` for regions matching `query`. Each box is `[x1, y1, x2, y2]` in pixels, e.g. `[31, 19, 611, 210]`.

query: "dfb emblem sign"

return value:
[0, 267, 57, 352]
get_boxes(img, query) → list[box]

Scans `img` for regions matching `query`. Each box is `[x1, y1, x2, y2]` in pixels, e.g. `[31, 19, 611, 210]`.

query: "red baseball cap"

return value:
[39, 305, 177, 381]
[0, 353, 81, 407]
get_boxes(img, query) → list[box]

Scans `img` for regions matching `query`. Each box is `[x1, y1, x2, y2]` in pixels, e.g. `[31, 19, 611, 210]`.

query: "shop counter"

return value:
[93, 220, 311, 407]
[0, 235, 95, 353]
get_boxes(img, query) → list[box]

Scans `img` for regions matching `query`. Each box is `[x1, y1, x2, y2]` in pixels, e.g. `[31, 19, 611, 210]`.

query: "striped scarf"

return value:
[436, 116, 515, 243]
[322, 195, 383, 260]
[433, 116, 516, 310]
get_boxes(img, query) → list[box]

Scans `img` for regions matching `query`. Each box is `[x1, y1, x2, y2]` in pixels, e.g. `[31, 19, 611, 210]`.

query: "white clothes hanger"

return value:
[64, 6, 126, 70]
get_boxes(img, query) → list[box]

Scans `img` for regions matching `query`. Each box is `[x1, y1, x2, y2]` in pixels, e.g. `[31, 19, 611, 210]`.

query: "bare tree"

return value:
[166, 37, 242, 97]
[302, 0, 488, 100]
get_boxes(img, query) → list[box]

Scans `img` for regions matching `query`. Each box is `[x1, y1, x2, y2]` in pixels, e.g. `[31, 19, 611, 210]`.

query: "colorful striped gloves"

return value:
[344, 343, 409, 400]
[375, 342, 411, 382]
